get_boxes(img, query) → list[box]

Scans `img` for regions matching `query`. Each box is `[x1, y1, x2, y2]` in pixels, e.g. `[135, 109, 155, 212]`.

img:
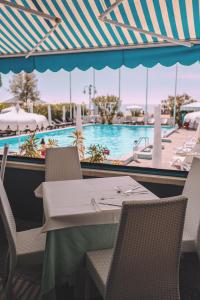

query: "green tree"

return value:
[161, 93, 196, 123]
[130, 109, 142, 117]
[93, 95, 119, 124]
[9, 72, 40, 104]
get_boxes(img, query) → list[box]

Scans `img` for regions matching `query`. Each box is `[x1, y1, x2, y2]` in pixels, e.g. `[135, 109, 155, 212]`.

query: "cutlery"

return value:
[99, 202, 122, 207]
[123, 186, 146, 193]
[115, 185, 122, 193]
[100, 196, 117, 201]
[124, 191, 149, 196]
[91, 198, 101, 212]
[100, 190, 148, 200]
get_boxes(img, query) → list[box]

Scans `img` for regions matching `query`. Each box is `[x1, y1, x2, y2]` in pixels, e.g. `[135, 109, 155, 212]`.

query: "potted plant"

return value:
[86, 144, 110, 163]
[20, 134, 41, 158]
[70, 130, 85, 160]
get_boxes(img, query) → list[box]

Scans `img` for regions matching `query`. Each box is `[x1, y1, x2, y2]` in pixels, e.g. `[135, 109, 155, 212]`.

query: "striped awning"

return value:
[1, 0, 200, 73]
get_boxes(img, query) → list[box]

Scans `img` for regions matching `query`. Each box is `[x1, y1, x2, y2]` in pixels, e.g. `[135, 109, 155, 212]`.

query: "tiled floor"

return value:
[0, 219, 200, 300]
[128, 129, 197, 169]
[0, 247, 200, 300]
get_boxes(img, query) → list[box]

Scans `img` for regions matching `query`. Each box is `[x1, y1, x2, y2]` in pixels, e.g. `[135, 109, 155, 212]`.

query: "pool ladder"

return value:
[133, 136, 149, 150]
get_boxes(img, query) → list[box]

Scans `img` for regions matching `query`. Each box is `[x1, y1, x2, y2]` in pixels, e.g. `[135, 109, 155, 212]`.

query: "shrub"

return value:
[87, 144, 110, 163]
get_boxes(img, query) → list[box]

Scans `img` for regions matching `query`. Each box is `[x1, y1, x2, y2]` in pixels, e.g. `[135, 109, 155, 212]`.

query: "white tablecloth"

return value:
[39, 176, 158, 232]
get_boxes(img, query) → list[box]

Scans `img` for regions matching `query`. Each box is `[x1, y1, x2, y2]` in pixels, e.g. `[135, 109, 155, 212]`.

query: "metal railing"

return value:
[133, 136, 149, 150]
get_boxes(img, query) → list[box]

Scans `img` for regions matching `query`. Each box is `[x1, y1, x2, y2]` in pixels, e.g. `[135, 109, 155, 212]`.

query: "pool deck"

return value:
[128, 129, 196, 169]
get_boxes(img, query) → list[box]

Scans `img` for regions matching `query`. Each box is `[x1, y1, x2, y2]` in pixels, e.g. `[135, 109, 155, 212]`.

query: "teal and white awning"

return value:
[1, 0, 200, 73]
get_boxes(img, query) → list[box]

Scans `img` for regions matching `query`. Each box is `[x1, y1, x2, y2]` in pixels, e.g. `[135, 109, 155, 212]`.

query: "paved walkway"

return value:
[128, 129, 197, 169]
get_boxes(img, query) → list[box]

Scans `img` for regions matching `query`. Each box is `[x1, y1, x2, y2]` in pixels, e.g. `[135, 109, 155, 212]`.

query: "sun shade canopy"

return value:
[181, 102, 200, 112]
[0, 106, 49, 130]
[1, 0, 200, 73]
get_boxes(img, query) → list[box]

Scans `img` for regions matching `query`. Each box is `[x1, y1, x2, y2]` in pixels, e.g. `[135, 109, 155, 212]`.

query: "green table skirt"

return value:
[42, 223, 118, 299]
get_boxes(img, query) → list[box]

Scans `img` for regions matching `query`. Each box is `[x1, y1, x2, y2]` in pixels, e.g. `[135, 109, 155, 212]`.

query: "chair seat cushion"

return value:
[86, 249, 113, 297]
[181, 229, 196, 253]
[16, 228, 46, 265]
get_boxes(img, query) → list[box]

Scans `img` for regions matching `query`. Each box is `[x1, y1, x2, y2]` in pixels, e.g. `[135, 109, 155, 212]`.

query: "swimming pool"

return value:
[0, 125, 173, 160]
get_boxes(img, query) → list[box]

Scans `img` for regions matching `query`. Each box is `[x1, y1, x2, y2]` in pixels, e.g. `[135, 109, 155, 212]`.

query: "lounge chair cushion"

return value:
[86, 249, 113, 297]
[182, 230, 196, 253]
[16, 228, 46, 264]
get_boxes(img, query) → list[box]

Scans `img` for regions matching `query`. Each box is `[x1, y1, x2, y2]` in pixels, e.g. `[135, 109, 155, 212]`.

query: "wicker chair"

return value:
[0, 178, 45, 300]
[86, 196, 187, 300]
[0, 144, 9, 181]
[182, 157, 200, 255]
[45, 146, 82, 182]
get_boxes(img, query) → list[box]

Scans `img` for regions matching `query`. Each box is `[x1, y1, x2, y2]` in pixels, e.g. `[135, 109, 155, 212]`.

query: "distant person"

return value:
[40, 138, 46, 158]
[183, 121, 189, 130]
[40, 138, 45, 145]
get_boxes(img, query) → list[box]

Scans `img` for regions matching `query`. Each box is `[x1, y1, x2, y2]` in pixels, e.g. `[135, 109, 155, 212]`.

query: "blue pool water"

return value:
[0, 125, 173, 159]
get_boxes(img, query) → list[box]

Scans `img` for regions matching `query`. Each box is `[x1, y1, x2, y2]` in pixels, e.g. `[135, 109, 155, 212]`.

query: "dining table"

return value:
[36, 176, 158, 300]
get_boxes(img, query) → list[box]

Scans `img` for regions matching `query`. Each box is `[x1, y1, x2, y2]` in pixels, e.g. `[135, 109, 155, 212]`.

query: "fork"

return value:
[91, 198, 101, 212]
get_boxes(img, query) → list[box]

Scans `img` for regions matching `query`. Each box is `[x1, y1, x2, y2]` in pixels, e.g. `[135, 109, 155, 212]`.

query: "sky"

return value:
[0, 62, 200, 109]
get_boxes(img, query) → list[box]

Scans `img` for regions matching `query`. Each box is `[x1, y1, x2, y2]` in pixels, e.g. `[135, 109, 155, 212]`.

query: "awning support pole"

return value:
[99, 0, 125, 19]
[100, 18, 192, 48]
[69, 72, 72, 120]
[25, 23, 60, 59]
[99, 0, 192, 48]
[0, 0, 61, 22]
[0, 0, 61, 58]
[173, 64, 178, 125]
[118, 68, 121, 111]
[145, 68, 149, 125]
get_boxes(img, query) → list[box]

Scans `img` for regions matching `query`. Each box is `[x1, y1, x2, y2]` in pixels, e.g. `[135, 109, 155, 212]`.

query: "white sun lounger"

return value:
[161, 118, 169, 125]
[171, 142, 200, 170]
[147, 118, 155, 125]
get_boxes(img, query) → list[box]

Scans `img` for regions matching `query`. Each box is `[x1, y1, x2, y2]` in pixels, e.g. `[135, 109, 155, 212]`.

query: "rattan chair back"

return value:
[45, 146, 82, 181]
[105, 196, 188, 300]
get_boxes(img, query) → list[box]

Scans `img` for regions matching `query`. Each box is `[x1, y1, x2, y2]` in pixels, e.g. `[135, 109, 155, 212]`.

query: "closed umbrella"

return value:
[29, 102, 33, 113]
[152, 105, 162, 168]
[196, 123, 200, 140]
[73, 104, 76, 121]
[76, 104, 82, 132]
[47, 104, 52, 124]
[62, 106, 66, 122]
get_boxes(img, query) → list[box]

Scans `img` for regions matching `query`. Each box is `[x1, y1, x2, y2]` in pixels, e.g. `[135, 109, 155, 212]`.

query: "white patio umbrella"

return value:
[1, 106, 17, 114]
[73, 104, 76, 121]
[180, 101, 200, 112]
[196, 123, 200, 139]
[28, 101, 34, 113]
[184, 111, 200, 124]
[31, 113, 49, 129]
[47, 104, 52, 124]
[152, 105, 162, 168]
[126, 104, 143, 111]
[62, 106, 66, 122]
[76, 104, 82, 132]
[0, 106, 48, 131]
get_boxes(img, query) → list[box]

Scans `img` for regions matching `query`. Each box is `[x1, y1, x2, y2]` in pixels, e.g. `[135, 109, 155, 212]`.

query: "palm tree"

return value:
[161, 93, 196, 123]
[70, 130, 85, 159]
[93, 95, 119, 124]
